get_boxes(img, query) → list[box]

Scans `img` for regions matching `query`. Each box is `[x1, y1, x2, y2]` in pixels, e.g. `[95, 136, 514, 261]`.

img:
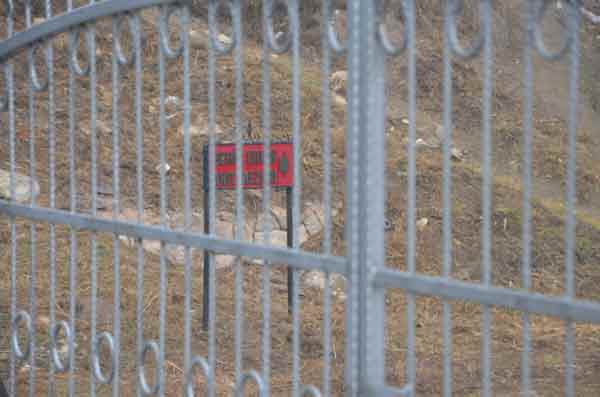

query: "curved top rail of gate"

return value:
[0, 0, 186, 63]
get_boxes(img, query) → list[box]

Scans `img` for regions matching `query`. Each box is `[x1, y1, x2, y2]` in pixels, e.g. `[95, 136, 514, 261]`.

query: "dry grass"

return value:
[2, 2, 600, 396]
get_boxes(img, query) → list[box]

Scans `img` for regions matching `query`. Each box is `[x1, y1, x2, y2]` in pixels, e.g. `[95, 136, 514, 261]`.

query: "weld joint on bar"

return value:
[0, 201, 346, 274]
[0, 0, 190, 62]
[373, 268, 600, 324]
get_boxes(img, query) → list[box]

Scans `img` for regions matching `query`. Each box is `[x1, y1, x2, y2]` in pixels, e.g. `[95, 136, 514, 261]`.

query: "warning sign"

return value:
[204, 142, 294, 190]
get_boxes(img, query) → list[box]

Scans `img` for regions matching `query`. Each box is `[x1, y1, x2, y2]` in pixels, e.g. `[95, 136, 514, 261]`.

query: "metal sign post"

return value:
[203, 142, 294, 330]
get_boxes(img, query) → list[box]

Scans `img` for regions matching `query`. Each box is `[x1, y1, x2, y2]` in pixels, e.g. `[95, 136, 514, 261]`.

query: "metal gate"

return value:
[2, 0, 600, 395]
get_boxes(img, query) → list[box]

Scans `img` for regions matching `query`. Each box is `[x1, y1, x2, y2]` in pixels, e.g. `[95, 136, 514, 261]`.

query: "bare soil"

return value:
[2, 1, 600, 396]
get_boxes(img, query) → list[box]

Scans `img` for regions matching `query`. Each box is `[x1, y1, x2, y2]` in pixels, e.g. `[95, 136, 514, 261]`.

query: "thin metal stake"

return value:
[287, 186, 294, 313]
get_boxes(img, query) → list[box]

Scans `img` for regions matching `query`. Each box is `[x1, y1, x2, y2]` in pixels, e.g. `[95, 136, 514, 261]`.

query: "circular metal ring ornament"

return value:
[113, 13, 137, 66]
[11, 310, 32, 361]
[50, 320, 72, 373]
[29, 42, 50, 92]
[138, 340, 160, 396]
[208, 0, 237, 55]
[185, 355, 210, 397]
[532, 0, 574, 61]
[265, 0, 292, 54]
[235, 370, 266, 396]
[376, 0, 410, 56]
[159, 5, 185, 59]
[91, 331, 116, 384]
[447, 0, 486, 59]
[69, 27, 92, 77]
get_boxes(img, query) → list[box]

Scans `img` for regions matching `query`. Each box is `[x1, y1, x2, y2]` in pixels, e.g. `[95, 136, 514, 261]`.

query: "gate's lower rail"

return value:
[0, 201, 346, 275]
[374, 268, 600, 324]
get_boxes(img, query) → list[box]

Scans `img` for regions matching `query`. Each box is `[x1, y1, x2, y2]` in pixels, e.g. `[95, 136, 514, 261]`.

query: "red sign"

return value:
[206, 142, 294, 190]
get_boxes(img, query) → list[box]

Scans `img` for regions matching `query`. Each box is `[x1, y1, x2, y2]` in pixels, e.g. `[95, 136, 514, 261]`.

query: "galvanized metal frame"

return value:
[2, 0, 600, 396]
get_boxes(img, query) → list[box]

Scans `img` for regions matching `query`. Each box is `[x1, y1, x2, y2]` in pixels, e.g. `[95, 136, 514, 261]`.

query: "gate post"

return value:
[345, 0, 387, 395]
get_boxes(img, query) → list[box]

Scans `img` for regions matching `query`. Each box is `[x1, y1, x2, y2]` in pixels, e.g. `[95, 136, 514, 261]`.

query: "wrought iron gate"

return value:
[2, 0, 600, 395]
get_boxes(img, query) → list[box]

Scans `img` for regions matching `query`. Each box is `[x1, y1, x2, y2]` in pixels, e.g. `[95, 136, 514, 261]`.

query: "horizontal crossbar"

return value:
[374, 268, 600, 324]
[0, 201, 347, 274]
[0, 0, 188, 63]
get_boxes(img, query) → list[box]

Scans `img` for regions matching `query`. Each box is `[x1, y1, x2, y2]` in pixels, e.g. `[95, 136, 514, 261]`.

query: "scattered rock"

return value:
[270, 206, 288, 230]
[165, 95, 181, 108]
[181, 114, 223, 137]
[416, 217, 429, 231]
[97, 181, 113, 197]
[214, 255, 237, 270]
[155, 163, 171, 173]
[333, 289, 347, 301]
[304, 270, 327, 289]
[0, 169, 40, 203]
[330, 70, 347, 92]
[303, 271, 346, 298]
[95, 196, 113, 213]
[37, 315, 50, 328]
[450, 147, 464, 161]
[189, 29, 232, 50]
[255, 230, 288, 247]
[303, 204, 325, 237]
[254, 206, 288, 233]
[330, 70, 347, 106]
[434, 123, 445, 141]
[401, 118, 409, 125]
[332, 93, 347, 107]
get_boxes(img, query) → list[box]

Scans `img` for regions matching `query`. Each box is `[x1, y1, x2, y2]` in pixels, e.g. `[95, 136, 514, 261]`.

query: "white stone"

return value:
[214, 255, 236, 269]
[255, 230, 288, 247]
[304, 271, 326, 289]
[0, 169, 40, 203]
[330, 70, 347, 92]
[303, 204, 325, 237]
[333, 93, 347, 107]
[181, 114, 223, 137]
[155, 163, 171, 173]
[333, 288, 347, 301]
[189, 29, 232, 50]
[450, 147, 464, 161]
[270, 206, 288, 230]
[165, 96, 181, 107]
[416, 217, 429, 231]
[303, 271, 346, 293]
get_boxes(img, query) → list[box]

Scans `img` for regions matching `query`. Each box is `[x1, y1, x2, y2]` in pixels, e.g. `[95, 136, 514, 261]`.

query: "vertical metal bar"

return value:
[520, 1, 534, 395]
[345, 0, 360, 393]
[89, 7, 98, 396]
[204, 2, 217, 393]
[6, 4, 16, 395]
[261, 1, 273, 393]
[405, 0, 417, 394]
[480, 1, 494, 396]
[156, 6, 170, 393]
[564, 5, 580, 397]
[181, 3, 194, 394]
[345, 0, 387, 394]
[133, 9, 146, 397]
[45, 0, 57, 394]
[442, 1, 453, 395]
[203, 184, 210, 331]
[321, 1, 333, 395]
[233, 0, 245, 387]
[25, 2, 38, 395]
[290, 0, 302, 395]
[110, 16, 122, 397]
[67, 1, 78, 395]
